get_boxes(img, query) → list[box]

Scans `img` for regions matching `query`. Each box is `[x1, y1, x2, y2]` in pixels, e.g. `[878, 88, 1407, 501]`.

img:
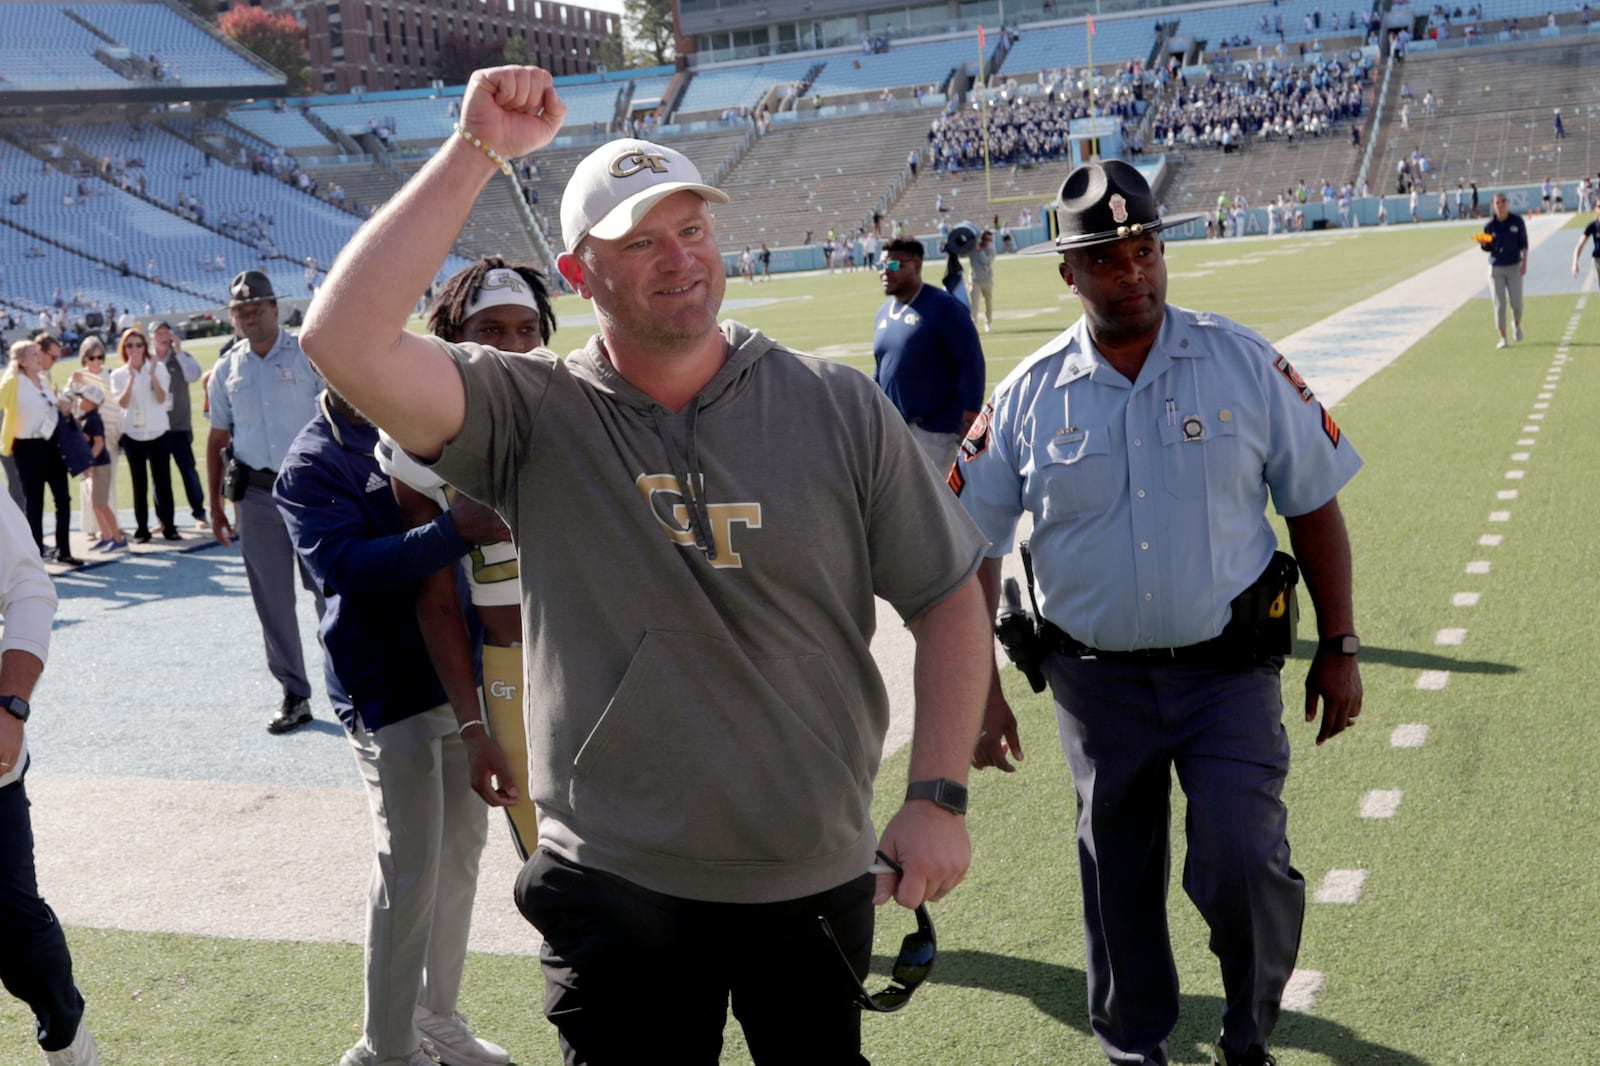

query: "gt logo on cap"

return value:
[609, 151, 671, 178]
[479, 270, 528, 295]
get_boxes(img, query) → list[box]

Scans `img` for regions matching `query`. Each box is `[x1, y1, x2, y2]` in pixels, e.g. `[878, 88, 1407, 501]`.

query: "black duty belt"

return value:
[243, 465, 277, 490]
[1040, 621, 1242, 664]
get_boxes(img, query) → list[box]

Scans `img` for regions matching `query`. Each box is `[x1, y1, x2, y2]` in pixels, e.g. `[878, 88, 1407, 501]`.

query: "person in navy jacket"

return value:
[274, 389, 515, 1066]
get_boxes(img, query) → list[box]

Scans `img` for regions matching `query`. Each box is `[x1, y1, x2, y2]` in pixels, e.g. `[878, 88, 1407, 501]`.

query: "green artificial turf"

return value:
[8, 226, 1598, 1063]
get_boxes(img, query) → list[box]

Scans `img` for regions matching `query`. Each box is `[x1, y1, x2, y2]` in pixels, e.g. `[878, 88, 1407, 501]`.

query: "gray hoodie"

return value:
[431, 321, 985, 904]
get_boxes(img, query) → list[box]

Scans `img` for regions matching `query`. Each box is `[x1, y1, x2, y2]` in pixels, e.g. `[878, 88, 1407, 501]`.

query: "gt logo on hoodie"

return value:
[636, 474, 762, 569]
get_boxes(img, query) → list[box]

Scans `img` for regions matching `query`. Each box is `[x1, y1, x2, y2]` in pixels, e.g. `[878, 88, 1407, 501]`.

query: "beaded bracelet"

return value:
[454, 124, 513, 176]
[458, 718, 489, 736]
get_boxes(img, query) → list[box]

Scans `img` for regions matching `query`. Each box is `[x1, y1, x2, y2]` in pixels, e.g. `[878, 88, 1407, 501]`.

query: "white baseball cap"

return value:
[464, 267, 543, 318]
[560, 138, 729, 251]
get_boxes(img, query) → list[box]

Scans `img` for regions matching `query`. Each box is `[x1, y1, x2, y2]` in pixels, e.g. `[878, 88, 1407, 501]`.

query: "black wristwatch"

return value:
[1318, 634, 1360, 656]
[906, 778, 968, 815]
[0, 695, 30, 723]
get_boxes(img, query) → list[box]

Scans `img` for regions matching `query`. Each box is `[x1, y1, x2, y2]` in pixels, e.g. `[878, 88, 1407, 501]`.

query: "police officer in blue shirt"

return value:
[951, 161, 1364, 1066]
[206, 271, 327, 735]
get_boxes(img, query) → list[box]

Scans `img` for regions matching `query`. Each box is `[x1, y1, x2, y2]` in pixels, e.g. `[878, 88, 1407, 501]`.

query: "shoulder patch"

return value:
[1321, 403, 1342, 446]
[1273, 353, 1316, 403]
[957, 403, 993, 468]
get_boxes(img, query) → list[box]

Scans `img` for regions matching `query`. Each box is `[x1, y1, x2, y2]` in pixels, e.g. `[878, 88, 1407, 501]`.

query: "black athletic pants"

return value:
[515, 849, 874, 1065]
[10, 437, 70, 555]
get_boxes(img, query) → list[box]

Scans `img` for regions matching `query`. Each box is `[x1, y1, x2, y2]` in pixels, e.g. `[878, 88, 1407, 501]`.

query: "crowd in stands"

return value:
[1149, 56, 1368, 150]
[1411, 1, 1580, 40]
[928, 73, 1142, 171]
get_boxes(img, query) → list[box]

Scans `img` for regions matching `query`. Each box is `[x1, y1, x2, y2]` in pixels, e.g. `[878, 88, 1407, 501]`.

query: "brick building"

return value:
[231, 0, 619, 93]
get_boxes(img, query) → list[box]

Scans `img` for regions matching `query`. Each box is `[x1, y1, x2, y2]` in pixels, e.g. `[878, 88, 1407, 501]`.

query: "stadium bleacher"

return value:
[226, 107, 336, 152]
[674, 57, 822, 116]
[71, 1, 278, 88]
[805, 38, 981, 98]
[1177, 0, 1374, 49]
[0, 4, 132, 91]
[1001, 17, 1159, 76]
[628, 75, 675, 110]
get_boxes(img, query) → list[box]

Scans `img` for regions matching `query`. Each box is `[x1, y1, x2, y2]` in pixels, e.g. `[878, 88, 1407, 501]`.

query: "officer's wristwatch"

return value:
[0, 695, 30, 722]
[906, 778, 968, 815]
[1318, 634, 1360, 656]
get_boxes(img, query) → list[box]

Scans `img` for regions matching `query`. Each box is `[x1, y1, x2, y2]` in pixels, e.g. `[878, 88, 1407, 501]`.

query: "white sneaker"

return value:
[43, 1023, 97, 1066]
[1513, 323, 1524, 342]
[1496, 337, 1509, 349]
[414, 1007, 510, 1066]
[338, 1043, 432, 1066]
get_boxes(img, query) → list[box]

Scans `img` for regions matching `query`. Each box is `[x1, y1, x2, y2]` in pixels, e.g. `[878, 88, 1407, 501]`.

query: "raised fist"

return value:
[459, 66, 568, 163]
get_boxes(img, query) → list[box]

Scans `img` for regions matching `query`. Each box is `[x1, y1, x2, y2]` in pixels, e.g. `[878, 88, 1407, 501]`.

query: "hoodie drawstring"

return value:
[649, 403, 718, 562]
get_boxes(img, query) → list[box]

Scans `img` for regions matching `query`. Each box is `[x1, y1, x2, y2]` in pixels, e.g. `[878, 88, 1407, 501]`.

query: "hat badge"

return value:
[1109, 194, 1129, 224]
[609, 151, 670, 179]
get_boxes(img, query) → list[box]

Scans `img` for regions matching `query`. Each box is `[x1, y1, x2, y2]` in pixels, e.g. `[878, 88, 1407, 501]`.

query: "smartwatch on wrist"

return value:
[1318, 634, 1360, 656]
[905, 778, 968, 815]
[0, 695, 31, 723]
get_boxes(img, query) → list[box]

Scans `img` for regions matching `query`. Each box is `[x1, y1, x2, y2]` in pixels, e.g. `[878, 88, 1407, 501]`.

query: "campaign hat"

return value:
[228, 270, 277, 307]
[1048, 160, 1202, 252]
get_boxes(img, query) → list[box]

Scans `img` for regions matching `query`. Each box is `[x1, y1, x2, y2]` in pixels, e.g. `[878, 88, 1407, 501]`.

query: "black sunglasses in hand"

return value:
[818, 851, 937, 1013]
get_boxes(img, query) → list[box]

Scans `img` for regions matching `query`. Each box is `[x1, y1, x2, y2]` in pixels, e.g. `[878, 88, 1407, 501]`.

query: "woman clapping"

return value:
[109, 329, 177, 544]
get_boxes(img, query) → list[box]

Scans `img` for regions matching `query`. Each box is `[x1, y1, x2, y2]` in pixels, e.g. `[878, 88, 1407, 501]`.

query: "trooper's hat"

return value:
[228, 270, 277, 306]
[1048, 160, 1202, 252]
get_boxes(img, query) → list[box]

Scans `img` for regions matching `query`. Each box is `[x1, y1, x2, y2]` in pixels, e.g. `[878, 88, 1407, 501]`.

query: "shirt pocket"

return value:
[1033, 425, 1115, 519]
[1159, 409, 1241, 499]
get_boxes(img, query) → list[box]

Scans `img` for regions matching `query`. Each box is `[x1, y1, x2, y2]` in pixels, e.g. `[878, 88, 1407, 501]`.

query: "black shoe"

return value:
[1214, 1045, 1276, 1066]
[56, 553, 85, 567]
[266, 695, 313, 735]
[133, 529, 152, 544]
[161, 527, 183, 541]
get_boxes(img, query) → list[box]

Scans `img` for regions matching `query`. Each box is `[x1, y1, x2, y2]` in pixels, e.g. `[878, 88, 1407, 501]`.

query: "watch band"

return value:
[905, 777, 968, 815]
[0, 694, 30, 723]
[1318, 634, 1360, 656]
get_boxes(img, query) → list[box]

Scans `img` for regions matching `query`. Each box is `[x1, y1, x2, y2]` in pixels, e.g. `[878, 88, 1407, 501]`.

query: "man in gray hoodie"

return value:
[300, 66, 992, 1064]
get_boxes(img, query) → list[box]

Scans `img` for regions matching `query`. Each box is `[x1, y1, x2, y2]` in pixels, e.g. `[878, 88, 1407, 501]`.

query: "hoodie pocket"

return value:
[569, 629, 868, 865]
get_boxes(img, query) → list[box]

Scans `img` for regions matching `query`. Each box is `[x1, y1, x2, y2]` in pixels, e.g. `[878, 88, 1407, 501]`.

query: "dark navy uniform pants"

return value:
[0, 764, 85, 1053]
[1048, 652, 1304, 1065]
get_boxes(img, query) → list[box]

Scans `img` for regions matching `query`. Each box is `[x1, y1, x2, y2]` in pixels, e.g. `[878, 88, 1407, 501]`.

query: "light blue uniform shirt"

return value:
[207, 327, 322, 471]
[953, 305, 1362, 651]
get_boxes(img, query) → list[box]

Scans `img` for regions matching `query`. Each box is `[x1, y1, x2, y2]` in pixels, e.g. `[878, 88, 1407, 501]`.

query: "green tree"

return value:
[217, 7, 309, 94]
[624, 0, 675, 66]
[503, 33, 532, 67]
[596, 27, 629, 71]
